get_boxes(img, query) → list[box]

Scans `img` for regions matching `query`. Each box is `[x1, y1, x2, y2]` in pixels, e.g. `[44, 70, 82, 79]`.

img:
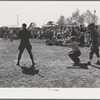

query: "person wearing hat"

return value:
[87, 23, 100, 65]
[16, 23, 35, 67]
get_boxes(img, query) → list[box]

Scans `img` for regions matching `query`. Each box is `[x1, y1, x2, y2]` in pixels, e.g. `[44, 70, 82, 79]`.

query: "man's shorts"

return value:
[18, 43, 32, 51]
[68, 51, 81, 57]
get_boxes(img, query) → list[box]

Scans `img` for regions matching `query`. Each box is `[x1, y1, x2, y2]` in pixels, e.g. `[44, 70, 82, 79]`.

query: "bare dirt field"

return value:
[0, 38, 100, 88]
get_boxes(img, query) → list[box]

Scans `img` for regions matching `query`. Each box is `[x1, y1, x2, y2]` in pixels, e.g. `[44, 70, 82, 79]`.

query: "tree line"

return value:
[57, 9, 98, 27]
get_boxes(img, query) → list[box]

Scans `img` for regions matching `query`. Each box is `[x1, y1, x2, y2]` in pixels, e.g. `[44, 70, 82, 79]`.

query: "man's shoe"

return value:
[16, 63, 20, 66]
[30, 64, 36, 70]
[95, 61, 100, 65]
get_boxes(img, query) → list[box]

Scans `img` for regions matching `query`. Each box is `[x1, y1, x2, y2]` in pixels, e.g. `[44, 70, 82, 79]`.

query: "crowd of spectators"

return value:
[0, 27, 20, 40]
[34, 25, 93, 47]
[40, 25, 100, 47]
[0, 24, 100, 48]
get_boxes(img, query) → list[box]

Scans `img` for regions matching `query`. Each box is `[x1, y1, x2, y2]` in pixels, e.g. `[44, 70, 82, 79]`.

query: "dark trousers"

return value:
[68, 51, 81, 63]
[89, 46, 99, 59]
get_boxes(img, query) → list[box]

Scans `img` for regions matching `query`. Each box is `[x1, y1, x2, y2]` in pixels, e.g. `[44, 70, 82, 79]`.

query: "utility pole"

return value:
[17, 15, 19, 26]
[94, 10, 96, 24]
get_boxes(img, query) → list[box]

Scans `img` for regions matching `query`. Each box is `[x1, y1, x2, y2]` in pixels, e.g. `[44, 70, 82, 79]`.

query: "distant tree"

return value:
[31, 22, 36, 28]
[66, 17, 73, 25]
[85, 10, 99, 25]
[28, 22, 36, 30]
[78, 13, 85, 25]
[71, 9, 79, 23]
[57, 15, 66, 27]
[28, 22, 36, 38]
[69, 9, 85, 26]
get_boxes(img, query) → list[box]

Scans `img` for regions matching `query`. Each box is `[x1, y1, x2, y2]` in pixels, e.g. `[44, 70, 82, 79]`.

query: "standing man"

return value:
[87, 23, 100, 65]
[16, 23, 35, 67]
[9, 29, 13, 42]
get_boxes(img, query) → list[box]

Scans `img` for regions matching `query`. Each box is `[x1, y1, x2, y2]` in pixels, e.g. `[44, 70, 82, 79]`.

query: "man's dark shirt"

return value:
[19, 29, 31, 45]
[72, 29, 76, 36]
[90, 29, 99, 47]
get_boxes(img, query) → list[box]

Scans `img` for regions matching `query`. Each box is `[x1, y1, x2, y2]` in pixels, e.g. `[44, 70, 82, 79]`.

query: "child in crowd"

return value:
[68, 36, 81, 65]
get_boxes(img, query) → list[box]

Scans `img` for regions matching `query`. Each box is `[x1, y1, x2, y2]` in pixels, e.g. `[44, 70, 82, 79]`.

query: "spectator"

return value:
[9, 29, 13, 42]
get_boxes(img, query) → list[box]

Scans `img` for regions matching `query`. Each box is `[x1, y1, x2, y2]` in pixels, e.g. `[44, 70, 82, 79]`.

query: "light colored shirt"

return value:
[69, 41, 80, 52]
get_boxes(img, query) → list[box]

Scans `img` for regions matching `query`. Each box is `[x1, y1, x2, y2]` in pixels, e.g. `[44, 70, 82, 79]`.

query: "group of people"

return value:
[0, 27, 20, 41]
[15, 23, 100, 69]
[42, 25, 91, 47]
[68, 23, 100, 65]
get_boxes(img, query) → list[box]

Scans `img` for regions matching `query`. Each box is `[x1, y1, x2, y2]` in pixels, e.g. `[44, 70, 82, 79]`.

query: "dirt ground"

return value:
[0, 38, 100, 88]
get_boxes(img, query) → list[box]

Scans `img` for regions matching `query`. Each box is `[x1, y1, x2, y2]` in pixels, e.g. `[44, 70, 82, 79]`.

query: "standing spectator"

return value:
[9, 29, 13, 42]
[37, 30, 41, 39]
[3, 30, 8, 40]
[79, 32, 85, 47]
[3, 28, 8, 40]
[57, 30, 61, 39]
[71, 27, 76, 36]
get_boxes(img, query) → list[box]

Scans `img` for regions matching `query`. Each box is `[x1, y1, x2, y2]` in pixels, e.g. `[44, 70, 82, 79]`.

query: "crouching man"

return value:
[68, 36, 81, 65]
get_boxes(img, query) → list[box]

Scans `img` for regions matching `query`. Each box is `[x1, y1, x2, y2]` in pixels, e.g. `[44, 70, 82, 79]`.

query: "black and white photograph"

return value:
[0, 1, 100, 90]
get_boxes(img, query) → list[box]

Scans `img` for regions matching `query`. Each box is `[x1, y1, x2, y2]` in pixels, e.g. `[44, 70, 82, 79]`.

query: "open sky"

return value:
[0, 1, 100, 27]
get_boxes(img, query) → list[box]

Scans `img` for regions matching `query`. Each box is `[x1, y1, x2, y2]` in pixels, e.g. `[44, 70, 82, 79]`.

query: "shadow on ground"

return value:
[91, 64, 100, 70]
[20, 65, 39, 75]
[67, 63, 88, 69]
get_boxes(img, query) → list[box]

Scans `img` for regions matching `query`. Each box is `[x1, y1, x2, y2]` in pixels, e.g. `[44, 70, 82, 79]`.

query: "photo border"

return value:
[0, 0, 100, 100]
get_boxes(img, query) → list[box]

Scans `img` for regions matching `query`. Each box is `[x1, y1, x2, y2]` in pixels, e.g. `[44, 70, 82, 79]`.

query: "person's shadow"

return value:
[91, 64, 100, 70]
[20, 65, 39, 75]
[67, 63, 88, 69]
